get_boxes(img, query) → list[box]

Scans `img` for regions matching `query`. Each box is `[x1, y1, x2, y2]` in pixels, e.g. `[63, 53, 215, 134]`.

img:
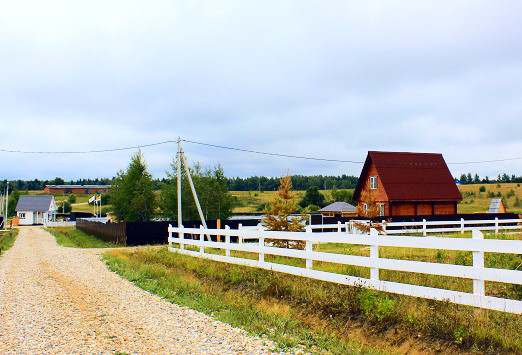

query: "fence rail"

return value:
[44, 221, 76, 227]
[168, 225, 522, 314]
[310, 218, 522, 236]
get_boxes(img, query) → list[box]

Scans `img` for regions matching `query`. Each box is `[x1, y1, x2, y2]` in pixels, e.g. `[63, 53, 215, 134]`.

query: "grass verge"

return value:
[46, 227, 122, 248]
[0, 229, 19, 256]
[104, 247, 522, 354]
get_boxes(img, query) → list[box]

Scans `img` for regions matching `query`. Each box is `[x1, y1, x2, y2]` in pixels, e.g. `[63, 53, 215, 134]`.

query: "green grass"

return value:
[46, 227, 122, 248]
[104, 244, 522, 354]
[0, 229, 19, 256]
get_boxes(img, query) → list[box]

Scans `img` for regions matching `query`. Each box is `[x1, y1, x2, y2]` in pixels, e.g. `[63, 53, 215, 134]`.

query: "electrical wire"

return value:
[0, 137, 521, 165]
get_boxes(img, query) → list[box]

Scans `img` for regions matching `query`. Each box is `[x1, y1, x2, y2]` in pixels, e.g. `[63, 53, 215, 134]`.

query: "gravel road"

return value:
[0, 227, 278, 354]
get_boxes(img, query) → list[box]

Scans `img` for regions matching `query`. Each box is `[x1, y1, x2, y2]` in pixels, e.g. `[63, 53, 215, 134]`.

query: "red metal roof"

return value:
[353, 151, 462, 202]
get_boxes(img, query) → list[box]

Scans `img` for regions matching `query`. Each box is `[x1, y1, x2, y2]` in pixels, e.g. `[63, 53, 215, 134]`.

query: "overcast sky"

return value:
[1, 1, 521, 181]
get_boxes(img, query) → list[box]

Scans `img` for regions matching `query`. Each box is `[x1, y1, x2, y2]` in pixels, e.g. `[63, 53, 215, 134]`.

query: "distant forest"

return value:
[1, 172, 521, 192]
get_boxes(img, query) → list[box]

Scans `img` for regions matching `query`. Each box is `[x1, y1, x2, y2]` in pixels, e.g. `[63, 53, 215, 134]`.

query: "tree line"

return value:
[457, 173, 522, 184]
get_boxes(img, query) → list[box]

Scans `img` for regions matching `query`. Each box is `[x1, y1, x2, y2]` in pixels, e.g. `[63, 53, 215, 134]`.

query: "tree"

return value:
[68, 194, 77, 204]
[262, 173, 306, 249]
[331, 188, 355, 205]
[51, 177, 65, 185]
[160, 157, 233, 222]
[355, 189, 379, 217]
[57, 201, 72, 213]
[299, 186, 326, 208]
[7, 190, 20, 217]
[110, 151, 156, 222]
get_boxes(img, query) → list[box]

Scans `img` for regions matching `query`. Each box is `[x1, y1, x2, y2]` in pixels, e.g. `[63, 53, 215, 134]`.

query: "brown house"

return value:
[44, 185, 111, 195]
[353, 151, 462, 217]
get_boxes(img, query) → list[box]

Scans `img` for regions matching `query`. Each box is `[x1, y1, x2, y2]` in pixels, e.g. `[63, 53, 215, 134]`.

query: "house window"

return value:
[18, 212, 25, 218]
[65, 189, 70, 194]
[379, 203, 385, 216]
[85, 189, 90, 194]
[370, 176, 377, 189]
[363, 204, 368, 215]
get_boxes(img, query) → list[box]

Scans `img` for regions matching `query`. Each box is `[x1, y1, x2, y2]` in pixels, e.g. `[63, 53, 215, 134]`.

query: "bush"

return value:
[358, 289, 395, 323]
[507, 189, 515, 198]
[57, 201, 72, 213]
[496, 192, 502, 197]
[514, 197, 521, 207]
[479, 186, 486, 192]
[487, 191, 495, 198]
[68, 194, 77, 204]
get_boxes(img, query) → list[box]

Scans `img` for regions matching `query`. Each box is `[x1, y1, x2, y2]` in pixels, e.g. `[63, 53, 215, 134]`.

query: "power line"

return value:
[0, 140, 177, 154]
[181, 139, 364, 163]
[0, 137, 521, 165]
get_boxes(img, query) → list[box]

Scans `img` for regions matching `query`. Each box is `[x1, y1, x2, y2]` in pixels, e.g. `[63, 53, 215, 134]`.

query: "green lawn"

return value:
[0, 229, 19, 256]
[104, 241, 522, 354]
[46, 227, 121, 248]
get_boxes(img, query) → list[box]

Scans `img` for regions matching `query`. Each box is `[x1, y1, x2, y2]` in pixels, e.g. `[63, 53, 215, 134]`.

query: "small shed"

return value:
[487, 198, 506, 213]
[15, 195, 57, 225]
[319, 202, 357, 217]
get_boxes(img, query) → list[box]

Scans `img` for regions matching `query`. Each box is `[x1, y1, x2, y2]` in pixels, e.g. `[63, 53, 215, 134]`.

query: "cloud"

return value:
[0, 1, 521, 180]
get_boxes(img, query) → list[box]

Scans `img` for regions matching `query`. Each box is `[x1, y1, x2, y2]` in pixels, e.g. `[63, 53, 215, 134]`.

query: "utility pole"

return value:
[177, 137, 182, 228]
[5, 181, 9, 230]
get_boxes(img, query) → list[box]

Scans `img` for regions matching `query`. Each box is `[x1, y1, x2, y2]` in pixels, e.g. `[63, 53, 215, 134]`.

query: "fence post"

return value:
[460, 218, 465, 234]
[382, 220, 387, 235]
[259, 230, 265, 265]
[238, 223, 243, 244]
[179, 224, 184, 251]
[337, 221, 342, 233]
[345, 222, 350, 234]
[495, 217, 499, 234]
[370, 228, 379, 281]
[422, 219, 427, 236]
[349, 220, 354, 234]
[305, 225, 313, 269]
[168, 224, 172, 248]
[225, 225, 230, 257]
[257, 223, 263, 231]
[472, 229, 485, 306]
[199, 225, 204, 254]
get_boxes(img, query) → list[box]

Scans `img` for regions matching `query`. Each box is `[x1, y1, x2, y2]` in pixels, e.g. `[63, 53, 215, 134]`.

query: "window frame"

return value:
[379, 203, 385, 216]
[18, 212, 26, 219]
[370, 176, 378, 190]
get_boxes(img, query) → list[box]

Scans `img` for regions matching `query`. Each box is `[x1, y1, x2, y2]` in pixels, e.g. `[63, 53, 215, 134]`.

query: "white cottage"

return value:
[15, 195, 57, 225]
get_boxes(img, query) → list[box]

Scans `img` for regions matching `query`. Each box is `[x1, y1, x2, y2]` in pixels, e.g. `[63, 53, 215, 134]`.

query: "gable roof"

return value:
[15, 195, 55, 212]
[319, 201, 357, 213]
[487, 198, 504, 213]
[353, 151, 462, 202]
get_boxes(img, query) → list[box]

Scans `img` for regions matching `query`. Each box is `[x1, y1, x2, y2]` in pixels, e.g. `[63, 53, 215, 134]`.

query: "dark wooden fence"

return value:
[76, 218, 260, 246]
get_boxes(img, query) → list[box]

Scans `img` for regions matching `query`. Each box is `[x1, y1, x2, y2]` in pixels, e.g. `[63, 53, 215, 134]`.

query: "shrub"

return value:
[479, 186, 486, 192]
[497, 183, 501, 188]
[57, 201, 72, 213]
[487, 192, 495, 198]
[507, 189, 515, 198]
[514, 197, 521, 207]
[358, 289, 395, 323]
[68, 194, 77, 204]
[496, 192, 502, 197]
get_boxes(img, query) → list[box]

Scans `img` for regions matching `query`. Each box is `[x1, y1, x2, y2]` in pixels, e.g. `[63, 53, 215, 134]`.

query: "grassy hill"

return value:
[22, 182, 522, 215]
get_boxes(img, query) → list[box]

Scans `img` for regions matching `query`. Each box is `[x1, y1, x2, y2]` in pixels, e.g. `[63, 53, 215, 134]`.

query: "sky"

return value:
[1, 1, 521, 181]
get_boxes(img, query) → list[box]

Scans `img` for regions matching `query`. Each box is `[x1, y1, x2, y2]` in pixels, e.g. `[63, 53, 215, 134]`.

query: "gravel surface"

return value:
[0, 227, 280, 354]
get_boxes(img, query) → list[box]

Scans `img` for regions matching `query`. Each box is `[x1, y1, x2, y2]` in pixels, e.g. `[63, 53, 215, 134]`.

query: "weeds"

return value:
[46, 227, 121, 248]
[0, 229, 18, 256]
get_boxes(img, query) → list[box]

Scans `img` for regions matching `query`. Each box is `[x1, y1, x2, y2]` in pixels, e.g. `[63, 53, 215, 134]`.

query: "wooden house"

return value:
[353, 151, 462, 217]
[44, 185, 111, 194]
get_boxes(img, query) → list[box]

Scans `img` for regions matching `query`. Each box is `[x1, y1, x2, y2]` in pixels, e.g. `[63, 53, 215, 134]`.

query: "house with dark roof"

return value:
[353, 151, 462, 217]
[15, 195, 57, 225]
[319, 201, 357, 217]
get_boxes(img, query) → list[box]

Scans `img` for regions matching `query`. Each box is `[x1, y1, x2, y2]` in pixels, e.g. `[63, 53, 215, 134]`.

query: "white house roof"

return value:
[15, 196, 55, 212]
[319, 201, 357, 213]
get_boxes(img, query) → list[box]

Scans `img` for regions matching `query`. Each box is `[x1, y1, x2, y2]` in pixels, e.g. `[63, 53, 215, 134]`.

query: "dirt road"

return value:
[0, 227, 276, 354]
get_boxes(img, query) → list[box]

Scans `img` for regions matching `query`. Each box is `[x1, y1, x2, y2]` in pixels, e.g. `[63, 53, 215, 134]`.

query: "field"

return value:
[231, 183, 522, 214]
[21, 182, 522, 215]
[458, 182, 522, 214]
[105, 230, 522, 354]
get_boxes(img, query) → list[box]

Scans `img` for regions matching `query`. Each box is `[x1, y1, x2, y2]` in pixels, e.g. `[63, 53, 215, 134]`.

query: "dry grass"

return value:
[457, 183, 522, 214]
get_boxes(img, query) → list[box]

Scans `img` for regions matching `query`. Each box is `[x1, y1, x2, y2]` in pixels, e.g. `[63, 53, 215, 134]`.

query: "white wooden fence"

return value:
[168, 224, 522, 314]
[309, 218, 522, 236]
[44, 221, 76, 227]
